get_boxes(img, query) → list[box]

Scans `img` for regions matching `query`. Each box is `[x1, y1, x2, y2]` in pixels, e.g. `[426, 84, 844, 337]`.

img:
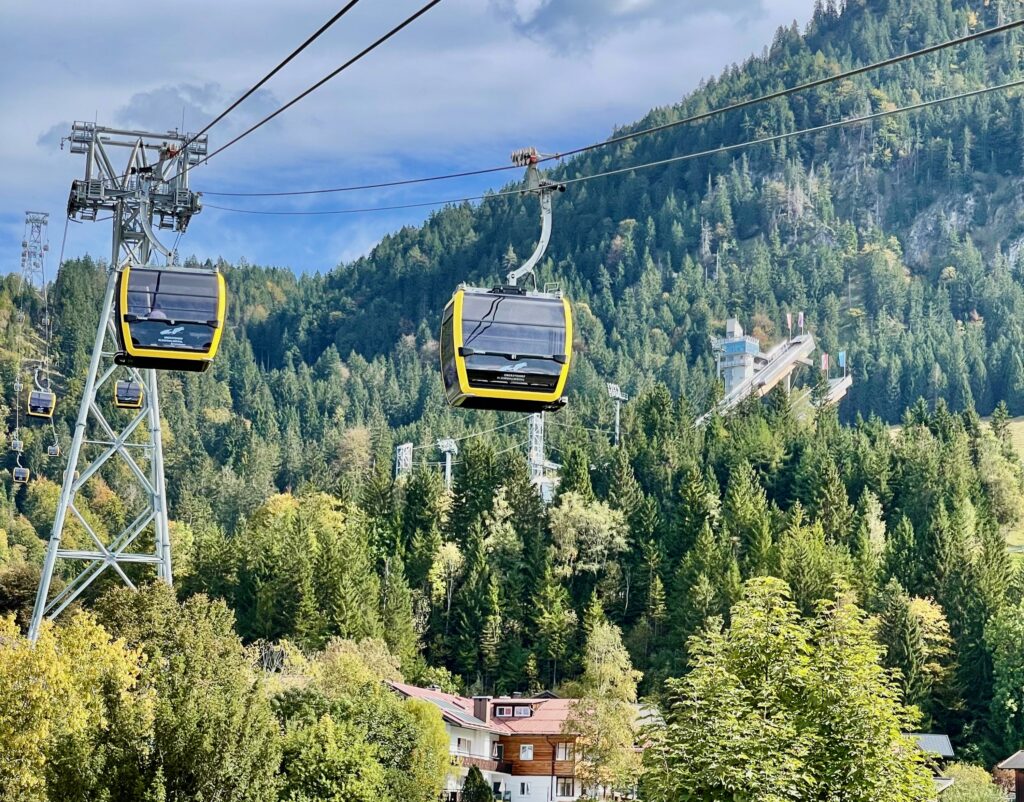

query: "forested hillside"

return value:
[5, 0, 1024, 796]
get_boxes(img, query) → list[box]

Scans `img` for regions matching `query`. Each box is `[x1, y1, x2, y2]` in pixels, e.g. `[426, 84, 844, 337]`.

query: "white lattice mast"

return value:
[528, 412, 560, 502]
[20, 212, 49, 298]
[395, 442, 413, 480]
[13, 212, 52, 449]
[28, 123, 207, 641]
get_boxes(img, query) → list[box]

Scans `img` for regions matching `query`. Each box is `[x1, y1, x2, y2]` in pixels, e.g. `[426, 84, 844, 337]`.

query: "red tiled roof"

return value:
[386, 680, 513, 733]
[496, 699, 575, 735]
[386, 682, 578, 735]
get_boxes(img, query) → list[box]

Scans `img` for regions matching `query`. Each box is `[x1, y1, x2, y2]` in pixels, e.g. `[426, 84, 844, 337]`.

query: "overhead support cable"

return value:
[548, 15, 1024, 162]
[181, 0, 445, 177]
[408, 415, 526, 451]
[199, 16, 1024, 198]
[189, 0, 365, 144]
[205, 75, 1024, 217]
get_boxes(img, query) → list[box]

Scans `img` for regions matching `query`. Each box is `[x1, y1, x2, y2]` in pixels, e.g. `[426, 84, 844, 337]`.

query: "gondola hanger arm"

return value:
[506, 148, 565, 288]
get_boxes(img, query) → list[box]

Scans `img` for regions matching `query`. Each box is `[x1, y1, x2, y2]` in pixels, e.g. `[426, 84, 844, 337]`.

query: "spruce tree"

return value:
[722, 460, 773, 574]
[381, 555, 419, 672]
[877, 580, 930, 711]
[815, 459, 855, 545]
[669, 463, 720, 566]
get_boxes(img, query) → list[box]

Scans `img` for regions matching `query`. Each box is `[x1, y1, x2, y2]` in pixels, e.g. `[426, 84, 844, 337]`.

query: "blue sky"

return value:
[0, 0, 813, 274]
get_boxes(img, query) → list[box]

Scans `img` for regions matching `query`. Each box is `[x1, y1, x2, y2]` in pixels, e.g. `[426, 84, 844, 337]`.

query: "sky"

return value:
[0, 0, 814, 275]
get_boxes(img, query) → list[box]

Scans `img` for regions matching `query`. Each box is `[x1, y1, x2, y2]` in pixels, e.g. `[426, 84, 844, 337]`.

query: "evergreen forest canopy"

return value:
[5, 0, 1024, 798]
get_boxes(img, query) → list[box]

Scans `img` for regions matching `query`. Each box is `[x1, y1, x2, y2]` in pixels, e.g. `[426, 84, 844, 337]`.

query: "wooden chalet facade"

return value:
[387, 681, 585, 802]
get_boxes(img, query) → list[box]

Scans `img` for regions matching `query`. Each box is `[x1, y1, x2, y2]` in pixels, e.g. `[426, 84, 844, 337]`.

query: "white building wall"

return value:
[508, 774, 580, 802]
[441, 721, 513, 797]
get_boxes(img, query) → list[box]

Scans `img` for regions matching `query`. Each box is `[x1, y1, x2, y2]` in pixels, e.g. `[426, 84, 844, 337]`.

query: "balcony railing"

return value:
[459, 755, 512, 774]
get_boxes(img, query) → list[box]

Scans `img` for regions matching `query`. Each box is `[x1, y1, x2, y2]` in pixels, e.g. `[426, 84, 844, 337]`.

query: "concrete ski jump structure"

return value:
[695, 318, 850, 428]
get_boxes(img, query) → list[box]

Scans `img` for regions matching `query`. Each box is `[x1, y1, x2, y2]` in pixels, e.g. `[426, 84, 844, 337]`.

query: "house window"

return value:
[556, 777, 575, 797]
[520, 744, 534, 760]
[520, 782, 531, 795]
[495, 705, 514, 717]
[456, 737, 471, 753]
[492, 743, 504, 760]
[492, 782, 502, 795]
[514, 706, 532, 717]
[555, 742, 574, 761]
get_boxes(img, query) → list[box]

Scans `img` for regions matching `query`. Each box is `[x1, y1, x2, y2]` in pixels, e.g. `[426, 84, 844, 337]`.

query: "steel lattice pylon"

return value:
[28, 124, 207, 641]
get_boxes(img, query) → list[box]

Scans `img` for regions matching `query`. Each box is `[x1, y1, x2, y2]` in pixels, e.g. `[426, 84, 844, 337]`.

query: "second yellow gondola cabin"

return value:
[27, 390, 56, 418]
[440, 286, 572, 413]
[114, 380, 144, 409]
[115, 265, 226, 372]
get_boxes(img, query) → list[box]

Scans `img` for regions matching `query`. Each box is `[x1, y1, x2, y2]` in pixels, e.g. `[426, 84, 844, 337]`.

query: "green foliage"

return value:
[278, 715, 384, 802]
[942, 763, 1004, 802]
[565, 619, 643, 796]
[985, 597, 1024, 763]
[460, 766, 493, 802]
[94, 583, 281, 802]
[0, 613, 153, 802]
[643, 578, 934, 802]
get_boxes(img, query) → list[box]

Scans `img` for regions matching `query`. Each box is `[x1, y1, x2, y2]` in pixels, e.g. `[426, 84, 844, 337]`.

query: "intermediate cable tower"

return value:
[29, 123, 207, 641]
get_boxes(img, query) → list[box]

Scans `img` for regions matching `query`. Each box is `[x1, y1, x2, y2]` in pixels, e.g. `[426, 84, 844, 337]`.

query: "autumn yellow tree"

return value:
[565, 616, 643, 798]
[0, 613, 152, 802]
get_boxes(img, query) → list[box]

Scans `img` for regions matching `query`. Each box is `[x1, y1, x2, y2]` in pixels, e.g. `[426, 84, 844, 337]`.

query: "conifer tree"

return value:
[559, 443, 595, 502]
[671, 522, 740, 647]
[815, 459, 855, 545]
[722, 460, 773, 574]
[877, 580, 930, 711]
[381, 555, 419, 671]
[775, 505, 842, 616]
[533, 567, 578, 687]
[669, 463, 720, 566]
[885, 516, 921, 595]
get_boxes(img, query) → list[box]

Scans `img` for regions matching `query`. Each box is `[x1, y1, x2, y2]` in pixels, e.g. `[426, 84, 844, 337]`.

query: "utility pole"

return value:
[29, 123, 206, 641]
[437, 438, 458, 491]
[395, 442, 413, 481]
[606, 383, 629, 447]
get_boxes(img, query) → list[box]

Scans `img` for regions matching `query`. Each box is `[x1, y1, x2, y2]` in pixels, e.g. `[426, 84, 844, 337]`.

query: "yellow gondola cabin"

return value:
[114, 380, 144, 409]
[27, 390, 56, 418]
[115, 265, 226, 372]
[440, 286, 572, 413]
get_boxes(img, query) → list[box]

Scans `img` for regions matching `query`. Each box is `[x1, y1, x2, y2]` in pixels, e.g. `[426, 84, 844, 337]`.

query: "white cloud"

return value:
[0, 0, 814, 272]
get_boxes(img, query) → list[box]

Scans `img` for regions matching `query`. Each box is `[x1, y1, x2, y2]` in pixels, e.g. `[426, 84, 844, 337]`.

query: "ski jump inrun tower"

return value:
[28, 123, 207, 641]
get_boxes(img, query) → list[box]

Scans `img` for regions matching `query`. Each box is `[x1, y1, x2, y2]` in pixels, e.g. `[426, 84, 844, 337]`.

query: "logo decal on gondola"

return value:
[507, 361, 529, 372]
[160, 326, 185, 336]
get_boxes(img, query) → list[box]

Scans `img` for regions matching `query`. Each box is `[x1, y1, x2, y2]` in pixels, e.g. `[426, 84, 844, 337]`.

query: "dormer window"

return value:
[514, 706, 532, 717]
[495, 705, 514, 717]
